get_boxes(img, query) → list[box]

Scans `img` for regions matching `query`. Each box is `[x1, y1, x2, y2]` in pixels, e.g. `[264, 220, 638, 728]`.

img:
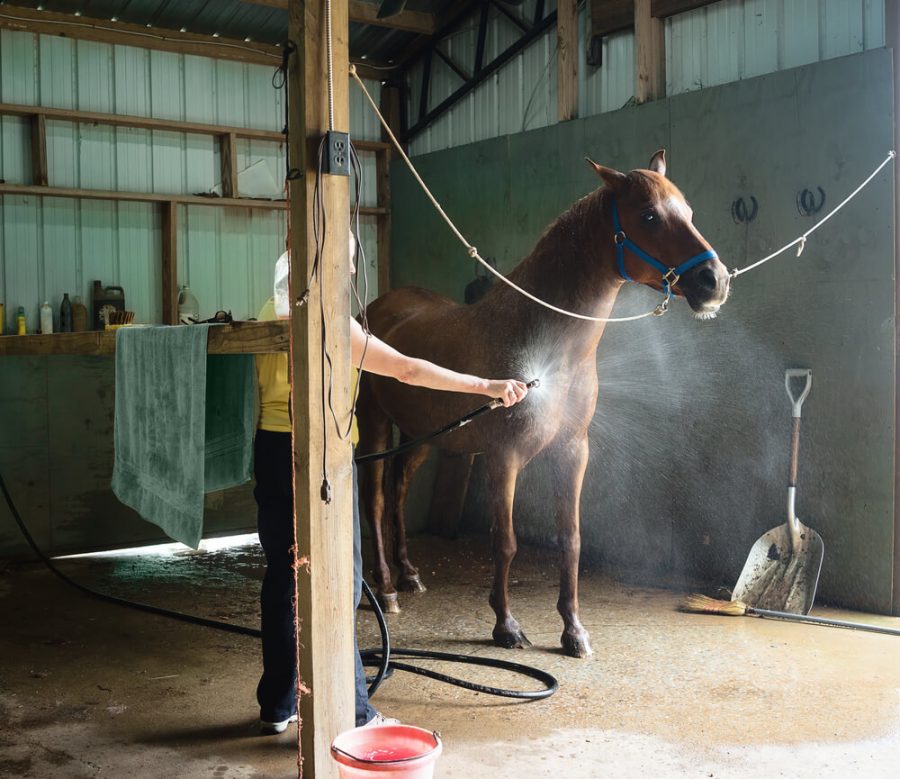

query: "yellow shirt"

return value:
[256, 298, 359, 444]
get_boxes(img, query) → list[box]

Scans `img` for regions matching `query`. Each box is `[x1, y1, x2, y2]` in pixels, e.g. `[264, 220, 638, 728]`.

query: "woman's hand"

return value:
[485, 379, 529, 407]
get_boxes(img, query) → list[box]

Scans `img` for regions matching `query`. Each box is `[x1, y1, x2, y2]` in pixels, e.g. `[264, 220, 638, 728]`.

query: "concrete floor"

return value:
[1, 534, 899, 778]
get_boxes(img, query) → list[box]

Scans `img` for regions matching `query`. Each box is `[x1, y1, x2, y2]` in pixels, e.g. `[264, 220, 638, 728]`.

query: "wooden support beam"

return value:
[239, 0, 436, 34]
[0, 5, 280, 66]
[0, 320, 290, 356]
[634, 0, 665, 103]
[219, 133, 239, 199]
[287, 1, 354, 773]
[0, 102, 284, 143]
[557, 0, 578, 121]
[161, 202, 178, 326]
[30, 113, 48, 186]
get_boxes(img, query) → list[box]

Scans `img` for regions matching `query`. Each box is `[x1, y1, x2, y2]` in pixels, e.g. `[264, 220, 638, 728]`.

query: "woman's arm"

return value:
[350, 318, 528, 407]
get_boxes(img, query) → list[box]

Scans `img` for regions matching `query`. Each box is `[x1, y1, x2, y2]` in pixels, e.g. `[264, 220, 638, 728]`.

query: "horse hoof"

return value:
[379, 592, 401, 614]
[397, 575, 427, 593]
[493, 627, 532, 650]
[561, 630, 593, 658]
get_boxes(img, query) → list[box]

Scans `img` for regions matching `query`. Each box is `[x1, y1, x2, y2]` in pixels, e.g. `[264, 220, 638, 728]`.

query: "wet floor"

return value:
[1, 534, 898, 778]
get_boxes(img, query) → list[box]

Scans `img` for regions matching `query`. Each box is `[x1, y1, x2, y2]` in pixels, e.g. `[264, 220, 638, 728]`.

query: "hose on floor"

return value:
[1, 468, 558, 701]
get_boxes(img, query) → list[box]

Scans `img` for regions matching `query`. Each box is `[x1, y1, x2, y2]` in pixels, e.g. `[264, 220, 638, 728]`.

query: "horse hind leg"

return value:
[392, 442, 431, 593]
[357, 400, 400, 613]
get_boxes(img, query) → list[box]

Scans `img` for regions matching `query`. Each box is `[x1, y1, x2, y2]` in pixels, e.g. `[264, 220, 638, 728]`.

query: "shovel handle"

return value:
[785, 369, 812, 419]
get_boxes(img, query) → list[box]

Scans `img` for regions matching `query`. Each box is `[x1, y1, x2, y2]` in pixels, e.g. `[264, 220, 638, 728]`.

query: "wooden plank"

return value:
[0, 183, 287, 210]
[0, 5, 281, 66]
[886, 0, 900, 616]
[635, 0, 666, 103]
[219, 133, 239, 199]
[590, 0, 634, 36]
[0, 321, 289, 356]
[161, 202, 178, 326]
[0, 102, 284, 143]
[240, 0, 436, 34]
[557, 0, 578, 122]
[651, 0, 718, 19]
[287, 0, 355, 773]
[30, 113, 48, 186]
[354, 205, 389, 216]
[591, 0, 718, 36]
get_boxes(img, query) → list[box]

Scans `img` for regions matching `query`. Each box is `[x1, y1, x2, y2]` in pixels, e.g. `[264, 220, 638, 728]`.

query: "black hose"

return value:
[2, 468, 558, 701]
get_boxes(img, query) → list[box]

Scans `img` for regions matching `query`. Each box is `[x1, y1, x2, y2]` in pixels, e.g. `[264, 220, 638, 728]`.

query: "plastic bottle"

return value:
[40, 301, 53, 335]
[72, 296, 88, 332]
[177, 285, 200, 324]
[273, 251, 290, 318]
[17, 306, 26, 336]
[59, 293, 73, 333]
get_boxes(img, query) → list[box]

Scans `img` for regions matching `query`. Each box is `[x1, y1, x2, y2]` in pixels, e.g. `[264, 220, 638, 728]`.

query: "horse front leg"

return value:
[485, 455, 531, 649]
[550, 435, 592, 658]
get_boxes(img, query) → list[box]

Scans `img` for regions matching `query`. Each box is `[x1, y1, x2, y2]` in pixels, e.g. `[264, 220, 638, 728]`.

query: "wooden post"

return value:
[886, 0, 900, 617]
[161, 201, 178, 325]
[287, 1, 355, 775]
[557, 0, 578, 121]
[634, 0, 665, 104]
[31, 113, 48, 186]
[219, 132, 239, 198]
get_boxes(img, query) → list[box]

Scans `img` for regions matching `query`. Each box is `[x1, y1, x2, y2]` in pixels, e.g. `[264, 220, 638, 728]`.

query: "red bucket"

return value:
[330, 725, 442, 779]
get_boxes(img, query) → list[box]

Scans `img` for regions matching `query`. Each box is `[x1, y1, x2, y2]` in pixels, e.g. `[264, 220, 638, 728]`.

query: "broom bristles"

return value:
[680, 593, 749, 616]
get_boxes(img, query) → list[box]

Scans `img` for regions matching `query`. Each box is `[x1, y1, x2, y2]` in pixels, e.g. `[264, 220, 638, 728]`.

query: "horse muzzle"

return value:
[679, 258, 731, 316]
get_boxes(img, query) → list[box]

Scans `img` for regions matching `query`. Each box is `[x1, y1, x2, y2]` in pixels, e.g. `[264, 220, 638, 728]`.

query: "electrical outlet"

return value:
[325, 131, 350, 176]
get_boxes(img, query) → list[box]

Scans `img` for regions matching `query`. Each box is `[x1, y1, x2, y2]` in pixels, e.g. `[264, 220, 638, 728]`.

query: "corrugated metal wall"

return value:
[0, 29, 381, 332]
[408, 0, 884, 156]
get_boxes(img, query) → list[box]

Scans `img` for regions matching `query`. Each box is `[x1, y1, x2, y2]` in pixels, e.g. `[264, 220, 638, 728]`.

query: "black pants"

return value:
[254, 429, 375, 725]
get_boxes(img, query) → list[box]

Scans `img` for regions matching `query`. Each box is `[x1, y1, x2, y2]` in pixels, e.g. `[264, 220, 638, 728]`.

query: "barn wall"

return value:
[389, 49, 895, 613]
[0, 28, 382, 557]
[408, 0, 884, 156]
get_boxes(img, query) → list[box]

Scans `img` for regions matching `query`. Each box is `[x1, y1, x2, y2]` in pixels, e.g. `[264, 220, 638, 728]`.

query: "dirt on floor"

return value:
[1, 534, 899, 778]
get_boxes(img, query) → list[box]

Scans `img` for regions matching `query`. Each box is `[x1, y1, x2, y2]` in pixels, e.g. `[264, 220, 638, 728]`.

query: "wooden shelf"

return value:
[0, 182, 288, 210]
[0, 320, 289, 356]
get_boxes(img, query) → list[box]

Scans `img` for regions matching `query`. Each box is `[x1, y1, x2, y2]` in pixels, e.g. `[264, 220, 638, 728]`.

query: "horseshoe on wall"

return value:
[797, 187, 826, 216]
[731, 196, 758, 224]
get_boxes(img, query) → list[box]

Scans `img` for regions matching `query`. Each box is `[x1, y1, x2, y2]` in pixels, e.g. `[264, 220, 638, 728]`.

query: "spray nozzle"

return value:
[526, 379, 541, 390]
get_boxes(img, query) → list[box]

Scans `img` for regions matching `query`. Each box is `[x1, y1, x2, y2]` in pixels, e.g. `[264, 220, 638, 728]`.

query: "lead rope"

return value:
[730, 150, 896, 277]
[350, 67, 895, 308]
[349, 66, 665, 323]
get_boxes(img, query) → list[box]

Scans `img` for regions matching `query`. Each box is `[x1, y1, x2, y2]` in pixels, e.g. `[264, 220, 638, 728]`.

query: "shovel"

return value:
[731, 369, 824, 615]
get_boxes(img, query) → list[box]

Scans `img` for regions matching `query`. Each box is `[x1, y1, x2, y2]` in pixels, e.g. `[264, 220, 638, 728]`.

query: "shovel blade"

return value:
[732, 522, 824, 614]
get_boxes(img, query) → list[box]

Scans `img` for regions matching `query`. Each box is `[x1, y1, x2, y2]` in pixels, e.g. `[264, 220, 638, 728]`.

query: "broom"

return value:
[681, 593, 900, 637]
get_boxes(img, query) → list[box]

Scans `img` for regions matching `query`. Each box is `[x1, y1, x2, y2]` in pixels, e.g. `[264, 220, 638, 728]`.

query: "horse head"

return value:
[587, 151, 730, 318]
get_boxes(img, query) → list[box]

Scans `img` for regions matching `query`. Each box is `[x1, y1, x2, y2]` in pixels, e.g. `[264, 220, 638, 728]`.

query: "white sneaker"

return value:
[260, 713, 298, 735]
[363, 711, 400, 727]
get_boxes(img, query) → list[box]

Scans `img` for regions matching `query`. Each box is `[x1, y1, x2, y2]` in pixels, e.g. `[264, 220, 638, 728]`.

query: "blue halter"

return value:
[610, 197, 718, 300]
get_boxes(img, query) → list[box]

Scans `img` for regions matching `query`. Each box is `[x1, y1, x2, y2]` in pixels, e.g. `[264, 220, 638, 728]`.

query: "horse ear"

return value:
[648, 149, 667, 177]
[585, 157, 627, 190]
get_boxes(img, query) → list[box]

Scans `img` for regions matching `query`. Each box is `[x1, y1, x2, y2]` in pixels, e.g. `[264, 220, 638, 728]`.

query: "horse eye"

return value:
[641, 210, 657, 223]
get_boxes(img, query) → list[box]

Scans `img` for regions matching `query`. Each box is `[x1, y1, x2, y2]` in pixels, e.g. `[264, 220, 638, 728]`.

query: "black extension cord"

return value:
[0, 468, 557, 702]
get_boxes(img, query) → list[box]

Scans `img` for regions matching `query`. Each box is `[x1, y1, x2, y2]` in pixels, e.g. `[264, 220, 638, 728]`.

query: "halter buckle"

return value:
[614, 231, 627, 245]
[662, 268, 680, 288]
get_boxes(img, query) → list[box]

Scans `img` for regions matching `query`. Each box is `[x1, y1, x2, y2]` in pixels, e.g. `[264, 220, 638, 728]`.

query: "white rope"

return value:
[350, 66, 661, 323]
[731, 150, 896, 278]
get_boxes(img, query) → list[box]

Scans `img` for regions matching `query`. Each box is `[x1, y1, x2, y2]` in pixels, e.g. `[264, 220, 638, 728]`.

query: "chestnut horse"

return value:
[356, 152, 730, 658]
